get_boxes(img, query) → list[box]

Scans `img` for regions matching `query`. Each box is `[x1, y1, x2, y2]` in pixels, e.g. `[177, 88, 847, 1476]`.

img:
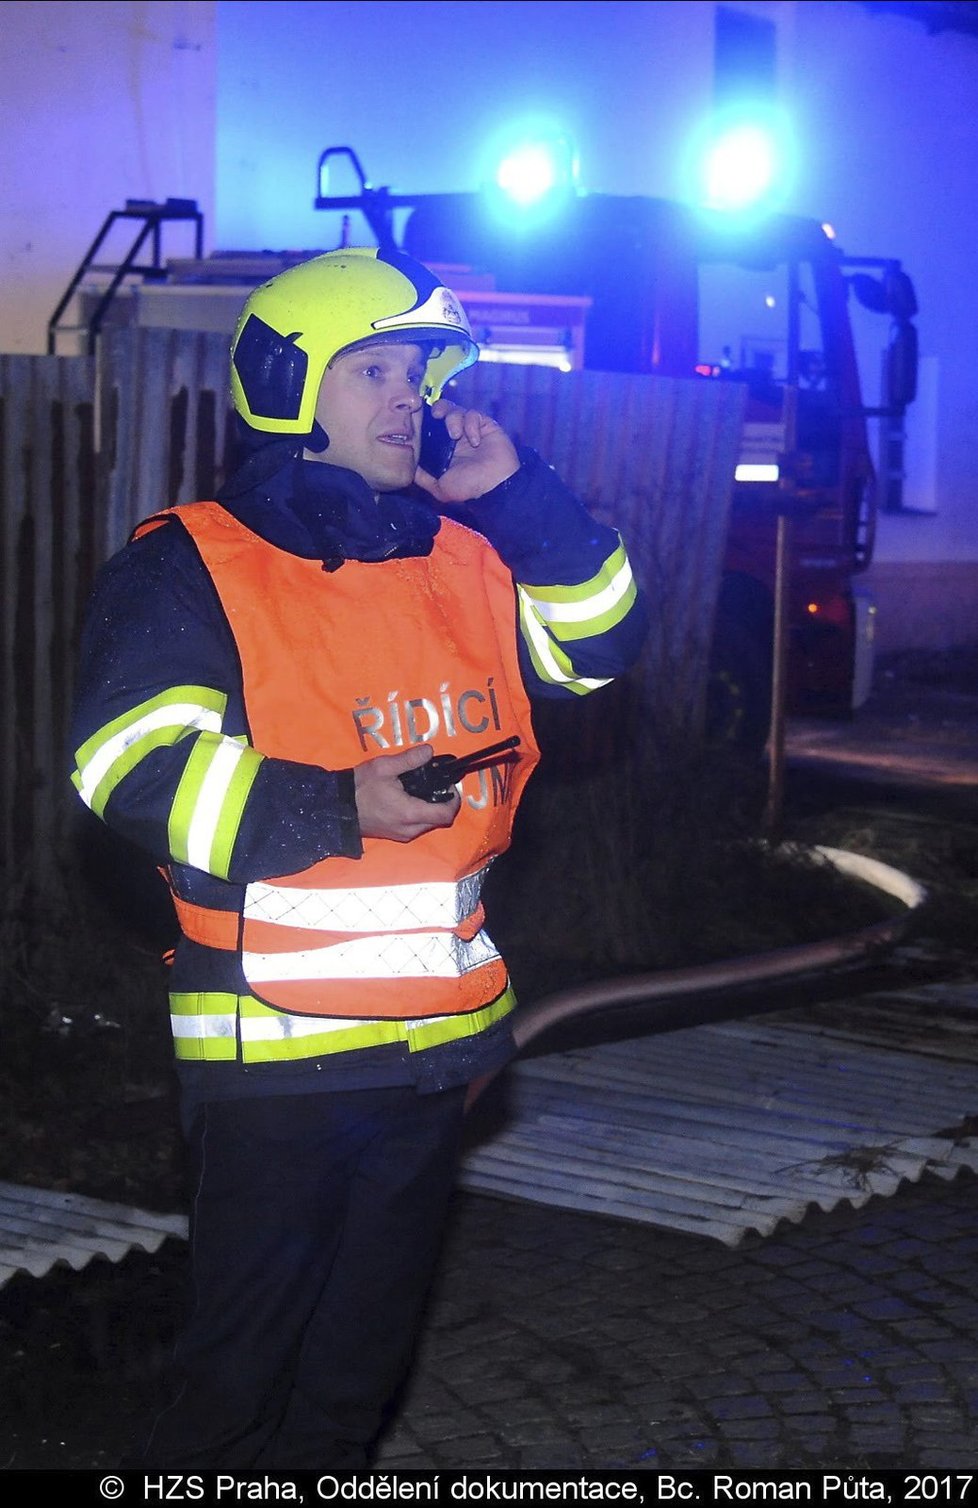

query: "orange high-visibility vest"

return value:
[153, 500, 540, 1021]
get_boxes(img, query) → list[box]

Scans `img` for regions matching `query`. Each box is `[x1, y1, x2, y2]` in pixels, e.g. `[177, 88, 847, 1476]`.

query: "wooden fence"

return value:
[0, 331, 744, 894]
[1, 330, 237, 890]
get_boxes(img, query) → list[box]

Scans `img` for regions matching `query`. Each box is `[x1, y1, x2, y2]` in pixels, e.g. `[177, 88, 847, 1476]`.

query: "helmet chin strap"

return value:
[219, 415, 330, 503]
[306, 420, 330, 454]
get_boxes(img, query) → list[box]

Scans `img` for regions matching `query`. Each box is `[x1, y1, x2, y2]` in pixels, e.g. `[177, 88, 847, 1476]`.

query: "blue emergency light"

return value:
[688, 104, 795, 219]
[489, 130, 579, 220]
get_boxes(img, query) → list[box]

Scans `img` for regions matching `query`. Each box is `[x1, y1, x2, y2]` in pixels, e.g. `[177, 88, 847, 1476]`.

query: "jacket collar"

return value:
[217, 453, 441, 571]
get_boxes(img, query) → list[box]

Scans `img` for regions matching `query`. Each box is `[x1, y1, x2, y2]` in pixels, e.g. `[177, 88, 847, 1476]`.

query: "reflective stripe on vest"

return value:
[170, 983, 517, 1063]
[243, 868, 487, 934]
[171, 859, 490, 946]
[243, 923, 501, 984]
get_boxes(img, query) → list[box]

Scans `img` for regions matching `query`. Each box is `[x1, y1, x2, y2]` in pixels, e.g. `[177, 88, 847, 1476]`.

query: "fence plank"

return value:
[100, 327, 234, 553]
[0, 354, 96, 880]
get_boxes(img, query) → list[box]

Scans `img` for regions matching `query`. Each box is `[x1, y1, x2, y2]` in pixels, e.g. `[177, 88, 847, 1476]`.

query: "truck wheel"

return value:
[706, 614, 772, 752]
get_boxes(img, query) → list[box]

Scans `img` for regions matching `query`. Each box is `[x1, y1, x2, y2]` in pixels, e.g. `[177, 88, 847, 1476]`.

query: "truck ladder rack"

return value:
[47, 198, 204, 354]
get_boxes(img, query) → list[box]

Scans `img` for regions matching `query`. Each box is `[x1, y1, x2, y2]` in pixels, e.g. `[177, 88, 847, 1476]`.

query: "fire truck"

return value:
[303, 154, 918, 746]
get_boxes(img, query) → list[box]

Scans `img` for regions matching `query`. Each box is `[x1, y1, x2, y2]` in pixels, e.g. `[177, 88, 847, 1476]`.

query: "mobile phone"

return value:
[419, 405, 455, 478]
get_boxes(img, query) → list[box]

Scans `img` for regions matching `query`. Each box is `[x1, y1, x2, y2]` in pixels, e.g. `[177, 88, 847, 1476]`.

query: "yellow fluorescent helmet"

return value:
[230, 246, 479, 437]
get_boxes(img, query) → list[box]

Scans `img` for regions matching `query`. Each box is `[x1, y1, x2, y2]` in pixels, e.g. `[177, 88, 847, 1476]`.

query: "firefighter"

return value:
[70, 246, 647, 1468]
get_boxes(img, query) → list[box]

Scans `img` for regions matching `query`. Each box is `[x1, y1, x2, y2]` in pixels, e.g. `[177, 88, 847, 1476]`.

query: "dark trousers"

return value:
[133, 1083, 467, 1470]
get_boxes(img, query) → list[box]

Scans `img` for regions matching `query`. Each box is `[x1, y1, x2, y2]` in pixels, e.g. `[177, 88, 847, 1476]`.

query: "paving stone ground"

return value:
[2, 1167, 975, 1471]
[373, 1172, 978, 1472]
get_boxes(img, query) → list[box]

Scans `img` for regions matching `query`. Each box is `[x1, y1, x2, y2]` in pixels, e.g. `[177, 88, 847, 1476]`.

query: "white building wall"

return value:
[0, 0, 216, 355]
[787, 3, 978, 547]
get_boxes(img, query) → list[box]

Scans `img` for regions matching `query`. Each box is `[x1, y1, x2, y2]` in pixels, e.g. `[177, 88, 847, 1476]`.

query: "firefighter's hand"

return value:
[414, 399, 519, 504]
[354, 745, 461, 842]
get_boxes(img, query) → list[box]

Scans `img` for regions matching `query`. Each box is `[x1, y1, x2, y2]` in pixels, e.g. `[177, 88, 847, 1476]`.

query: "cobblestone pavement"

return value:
[374, 1172, 978, 1473]
[2, 1166, 975, 1472]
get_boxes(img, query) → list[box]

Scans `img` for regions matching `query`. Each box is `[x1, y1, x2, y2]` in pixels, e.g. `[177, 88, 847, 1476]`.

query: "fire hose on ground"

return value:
[466, 846, 927, 1109]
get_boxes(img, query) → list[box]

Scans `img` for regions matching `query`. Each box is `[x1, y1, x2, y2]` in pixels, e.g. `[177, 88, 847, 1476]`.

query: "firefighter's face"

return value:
[306, 341, 425, 492]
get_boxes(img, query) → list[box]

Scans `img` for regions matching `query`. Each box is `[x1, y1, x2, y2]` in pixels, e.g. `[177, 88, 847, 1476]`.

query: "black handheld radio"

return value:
[399, 736, 521, 803]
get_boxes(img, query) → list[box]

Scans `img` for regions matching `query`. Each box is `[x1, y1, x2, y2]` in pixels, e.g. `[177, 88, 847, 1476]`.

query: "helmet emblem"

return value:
[440, 293, 464, 327]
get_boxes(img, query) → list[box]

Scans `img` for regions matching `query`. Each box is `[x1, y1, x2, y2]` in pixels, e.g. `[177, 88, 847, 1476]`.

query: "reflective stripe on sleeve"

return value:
[518, 540, 637, 643]
[244, 868, 487, 933]
[71, 686, 228, 818]
[517, 590, 611, 695]
[169, 733, 265, 878]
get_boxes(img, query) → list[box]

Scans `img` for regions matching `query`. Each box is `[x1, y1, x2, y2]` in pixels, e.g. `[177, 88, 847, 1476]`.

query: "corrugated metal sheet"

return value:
[458, 983, 978, 1246]
[0, 1182, 187, 1288]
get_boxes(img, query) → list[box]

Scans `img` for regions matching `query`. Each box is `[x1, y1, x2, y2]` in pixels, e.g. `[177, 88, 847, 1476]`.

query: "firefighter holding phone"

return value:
[70, 246, 647, 1469]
